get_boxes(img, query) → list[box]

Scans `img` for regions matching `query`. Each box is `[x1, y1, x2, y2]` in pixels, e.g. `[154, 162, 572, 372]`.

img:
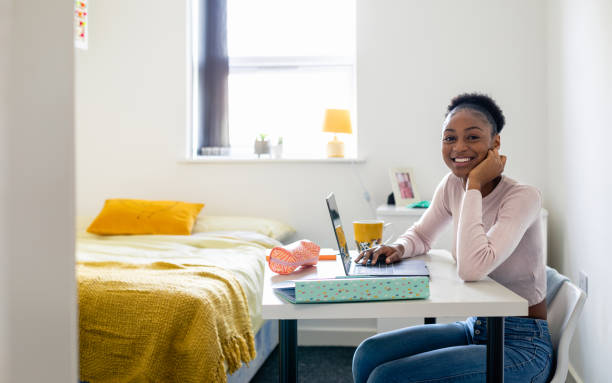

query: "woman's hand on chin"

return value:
[467, 148, 506, 191]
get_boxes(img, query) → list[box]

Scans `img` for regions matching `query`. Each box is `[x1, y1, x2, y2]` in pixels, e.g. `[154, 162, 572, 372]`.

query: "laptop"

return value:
[326, 193, 429, 277]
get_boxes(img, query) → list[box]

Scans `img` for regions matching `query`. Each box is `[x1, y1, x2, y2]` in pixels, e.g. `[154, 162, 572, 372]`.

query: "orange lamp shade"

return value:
[322, 109, 352, 134]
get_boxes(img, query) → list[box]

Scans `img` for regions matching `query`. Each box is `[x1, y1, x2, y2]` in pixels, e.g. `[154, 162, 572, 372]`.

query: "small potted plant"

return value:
[254, 133, 271, 157]
[271, 136, 283, 158]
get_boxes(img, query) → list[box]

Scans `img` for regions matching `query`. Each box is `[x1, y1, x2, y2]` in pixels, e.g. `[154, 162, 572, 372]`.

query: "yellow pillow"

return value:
[87, 199, 204, 235]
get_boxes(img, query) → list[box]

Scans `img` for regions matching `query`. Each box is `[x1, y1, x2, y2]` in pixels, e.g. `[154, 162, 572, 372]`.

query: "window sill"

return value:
[179, 156, 366, 164]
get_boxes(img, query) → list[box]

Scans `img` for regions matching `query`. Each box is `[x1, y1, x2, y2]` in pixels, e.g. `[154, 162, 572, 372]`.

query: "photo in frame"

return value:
[389, 167, 419, 206]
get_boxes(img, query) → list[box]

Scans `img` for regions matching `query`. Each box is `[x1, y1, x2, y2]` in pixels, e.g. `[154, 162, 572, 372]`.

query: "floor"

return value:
[250, 346, 357, 383]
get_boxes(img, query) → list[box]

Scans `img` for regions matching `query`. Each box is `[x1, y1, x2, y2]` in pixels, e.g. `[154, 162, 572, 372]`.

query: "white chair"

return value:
[546, 280, 587, 383]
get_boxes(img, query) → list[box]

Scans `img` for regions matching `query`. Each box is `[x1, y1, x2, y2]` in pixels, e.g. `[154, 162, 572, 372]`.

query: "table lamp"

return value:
[322, 109, 352, 158]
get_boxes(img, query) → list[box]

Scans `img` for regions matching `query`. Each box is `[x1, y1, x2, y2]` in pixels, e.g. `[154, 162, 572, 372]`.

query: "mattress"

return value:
[227, 319, 279, 383]
[76, 230, 282, 381]
[77, 229, 281, 334]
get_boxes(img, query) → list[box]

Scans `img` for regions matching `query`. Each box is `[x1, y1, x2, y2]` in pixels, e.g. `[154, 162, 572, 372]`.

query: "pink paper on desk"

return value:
[268, 240, 321, 275]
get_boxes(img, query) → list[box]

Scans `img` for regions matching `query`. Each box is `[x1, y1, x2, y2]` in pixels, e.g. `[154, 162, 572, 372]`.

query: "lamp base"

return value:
[327, 136, 345, 158]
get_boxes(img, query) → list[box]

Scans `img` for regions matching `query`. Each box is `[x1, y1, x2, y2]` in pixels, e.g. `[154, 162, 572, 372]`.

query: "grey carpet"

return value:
[250, 346, 356, 383]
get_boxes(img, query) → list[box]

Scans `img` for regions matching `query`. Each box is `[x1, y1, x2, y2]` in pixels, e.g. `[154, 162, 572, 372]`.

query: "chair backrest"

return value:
[546, 280, 587, 383]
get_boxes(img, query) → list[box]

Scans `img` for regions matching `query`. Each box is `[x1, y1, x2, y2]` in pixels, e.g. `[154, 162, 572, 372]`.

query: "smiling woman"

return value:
[441, 94, 506, 195]
[352, 93, 553, 383]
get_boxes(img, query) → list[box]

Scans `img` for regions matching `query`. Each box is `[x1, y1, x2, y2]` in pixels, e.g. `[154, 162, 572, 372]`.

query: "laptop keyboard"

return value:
[353, 261, 396, 275]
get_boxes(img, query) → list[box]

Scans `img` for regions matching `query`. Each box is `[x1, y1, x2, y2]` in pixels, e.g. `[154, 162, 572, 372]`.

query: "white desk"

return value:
[262, 249, 528, 382]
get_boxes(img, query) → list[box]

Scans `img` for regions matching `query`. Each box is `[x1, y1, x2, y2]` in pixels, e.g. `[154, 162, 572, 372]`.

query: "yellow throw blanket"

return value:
[76, 231, 282, 383]
[78, 261, 254, 383]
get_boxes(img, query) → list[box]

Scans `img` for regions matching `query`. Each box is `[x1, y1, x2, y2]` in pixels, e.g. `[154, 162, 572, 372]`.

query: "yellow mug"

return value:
[353, 220, 393, 251]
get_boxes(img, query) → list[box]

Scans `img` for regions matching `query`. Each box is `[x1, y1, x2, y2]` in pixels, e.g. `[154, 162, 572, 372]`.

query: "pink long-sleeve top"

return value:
[393, 173, 546, 306]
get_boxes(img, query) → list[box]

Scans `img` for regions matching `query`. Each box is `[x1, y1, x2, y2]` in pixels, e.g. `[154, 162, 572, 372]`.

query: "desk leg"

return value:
[424, 317, 436, 324]
[486, 317, 504, 383]
[279, 319, 297, 383]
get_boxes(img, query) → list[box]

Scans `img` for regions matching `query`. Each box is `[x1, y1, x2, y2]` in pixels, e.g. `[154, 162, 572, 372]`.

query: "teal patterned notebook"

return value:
[274, 276, 429, 304]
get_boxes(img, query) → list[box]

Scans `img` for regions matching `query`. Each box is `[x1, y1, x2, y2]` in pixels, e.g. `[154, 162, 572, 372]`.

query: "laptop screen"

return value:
[325, 193, 352, 275]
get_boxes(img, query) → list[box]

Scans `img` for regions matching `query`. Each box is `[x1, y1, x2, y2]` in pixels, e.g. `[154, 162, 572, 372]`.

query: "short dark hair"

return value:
[445, 93, 505, 135]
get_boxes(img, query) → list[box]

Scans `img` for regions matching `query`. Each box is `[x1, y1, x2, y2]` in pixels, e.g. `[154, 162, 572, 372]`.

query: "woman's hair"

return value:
[445, 93, 505, 135]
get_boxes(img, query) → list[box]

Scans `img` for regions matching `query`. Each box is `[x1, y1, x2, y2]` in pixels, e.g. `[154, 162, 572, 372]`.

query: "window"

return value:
[191, 0, 357, 159]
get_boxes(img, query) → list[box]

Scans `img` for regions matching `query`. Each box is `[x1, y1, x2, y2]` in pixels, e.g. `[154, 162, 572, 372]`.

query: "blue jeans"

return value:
[353, 316, 553, 383]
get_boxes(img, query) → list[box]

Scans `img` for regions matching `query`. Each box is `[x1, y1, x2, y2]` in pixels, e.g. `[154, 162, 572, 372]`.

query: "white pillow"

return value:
[77, 214, 296, 242]
[192, 215, 296, 242]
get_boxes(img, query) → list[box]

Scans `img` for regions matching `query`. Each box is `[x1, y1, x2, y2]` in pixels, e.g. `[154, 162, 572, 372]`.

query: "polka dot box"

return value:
[294, 276, 429, 303]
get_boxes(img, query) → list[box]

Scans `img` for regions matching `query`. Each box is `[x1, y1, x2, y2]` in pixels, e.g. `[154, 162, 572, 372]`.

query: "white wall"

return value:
[76, 0, 548, 250]
[1, 1, 10, 378]
[547, 0, 612, 381]
[1, 0, 77, 381]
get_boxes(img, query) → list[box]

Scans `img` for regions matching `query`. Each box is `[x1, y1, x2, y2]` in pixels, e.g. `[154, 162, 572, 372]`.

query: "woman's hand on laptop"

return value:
[355, 244, 404, 265]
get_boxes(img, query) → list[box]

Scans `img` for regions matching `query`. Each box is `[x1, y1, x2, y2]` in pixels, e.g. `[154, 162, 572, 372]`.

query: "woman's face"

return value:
[441, 109, 500, 179]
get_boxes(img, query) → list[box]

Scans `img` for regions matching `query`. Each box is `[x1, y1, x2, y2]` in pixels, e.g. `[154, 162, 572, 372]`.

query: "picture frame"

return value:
[389, 167, 419, 206]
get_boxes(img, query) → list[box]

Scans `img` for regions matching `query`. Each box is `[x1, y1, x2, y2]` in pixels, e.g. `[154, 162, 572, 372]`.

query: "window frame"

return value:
[229, 56, 354, 70]
[187, 1, 358, 160]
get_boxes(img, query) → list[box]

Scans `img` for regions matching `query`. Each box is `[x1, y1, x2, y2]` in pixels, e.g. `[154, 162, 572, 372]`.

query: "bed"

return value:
[76, 215, 294, 383]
